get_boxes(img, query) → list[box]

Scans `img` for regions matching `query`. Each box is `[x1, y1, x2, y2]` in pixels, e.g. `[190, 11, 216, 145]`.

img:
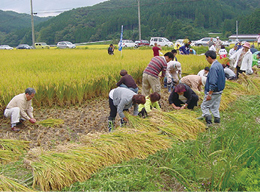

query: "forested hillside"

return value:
[1, 0, 260, 46]
[0, 10, 51, 46]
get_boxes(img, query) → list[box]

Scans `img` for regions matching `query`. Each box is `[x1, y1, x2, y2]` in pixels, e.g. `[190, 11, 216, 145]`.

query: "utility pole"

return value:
[137, 0, 141, 40]
[30, 0, 35, 49]
[236, 20, 238, 41]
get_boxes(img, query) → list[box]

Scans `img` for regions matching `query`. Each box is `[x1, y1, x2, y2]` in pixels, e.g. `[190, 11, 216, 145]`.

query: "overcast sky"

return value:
[0, 0, 108, 17]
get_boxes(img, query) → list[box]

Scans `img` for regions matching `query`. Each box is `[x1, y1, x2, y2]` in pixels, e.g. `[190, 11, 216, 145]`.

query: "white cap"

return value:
[216, 36, 219, 39]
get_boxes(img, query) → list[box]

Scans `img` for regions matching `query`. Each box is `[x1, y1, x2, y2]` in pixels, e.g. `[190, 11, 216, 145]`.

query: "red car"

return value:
[135, 40, 149, 48]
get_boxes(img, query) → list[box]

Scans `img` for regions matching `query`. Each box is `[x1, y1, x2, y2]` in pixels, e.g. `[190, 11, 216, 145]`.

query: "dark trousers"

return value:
[236, 66, 245, 78]
[173, 95, 199, 109]
[109, 98, 117, 120]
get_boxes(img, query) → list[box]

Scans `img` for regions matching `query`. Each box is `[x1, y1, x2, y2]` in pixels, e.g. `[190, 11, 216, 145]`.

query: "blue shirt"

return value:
[205, 60, 226, 94]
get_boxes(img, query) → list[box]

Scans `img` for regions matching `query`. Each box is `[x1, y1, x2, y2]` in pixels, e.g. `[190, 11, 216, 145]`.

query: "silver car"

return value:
[0, 45, 13, 50]
[57, 41, 76, 49]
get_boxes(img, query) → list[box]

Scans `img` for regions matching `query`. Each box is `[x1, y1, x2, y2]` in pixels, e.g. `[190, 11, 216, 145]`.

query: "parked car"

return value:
[150, 37, 173, 47]
[194, 37, 217, 46]
[35, 42, 50, 49]
[0, 45, 13, 50]
[16, 44, 32, 49]
[118, 40, 135, 48]
[57, 41, 76, 49]
[135, 40, 149, 48]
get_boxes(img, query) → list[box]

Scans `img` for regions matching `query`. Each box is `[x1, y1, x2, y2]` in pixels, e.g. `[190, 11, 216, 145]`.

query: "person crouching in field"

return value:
[138, 92, 161, 118]
[116, 69, 138, 93]
[108, 87, 145, 132]
[4, 88, 37, 132]
[169, 83, 199, 110]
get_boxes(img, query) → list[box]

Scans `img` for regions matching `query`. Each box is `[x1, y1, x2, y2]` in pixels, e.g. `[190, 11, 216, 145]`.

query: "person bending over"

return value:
[169, 83, 199, 110]
[138, 92, 161, 118]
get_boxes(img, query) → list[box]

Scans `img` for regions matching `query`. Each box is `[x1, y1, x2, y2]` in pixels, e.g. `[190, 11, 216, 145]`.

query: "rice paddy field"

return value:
[1, 45, 260, 191]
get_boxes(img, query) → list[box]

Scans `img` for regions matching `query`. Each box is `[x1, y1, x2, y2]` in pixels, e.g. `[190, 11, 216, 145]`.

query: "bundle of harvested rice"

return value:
[26, 129, 171, 191]
[37, 118, 64, 127]
[0, 175, 34, 192]
[128, 110, 206, 141]
[0, 139, 30, 164]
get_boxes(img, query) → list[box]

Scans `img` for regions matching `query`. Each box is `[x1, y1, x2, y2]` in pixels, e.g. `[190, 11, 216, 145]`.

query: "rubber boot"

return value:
[120, 118, 127, 127]
[205, 115, 212, 125]
[214, 117, 220, 123]
[108, 120, 115, 132]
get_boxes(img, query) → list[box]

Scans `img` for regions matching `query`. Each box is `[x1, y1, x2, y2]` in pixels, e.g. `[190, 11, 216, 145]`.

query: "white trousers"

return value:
[4, 107, 21, 124]
[4, 107, 33, 124]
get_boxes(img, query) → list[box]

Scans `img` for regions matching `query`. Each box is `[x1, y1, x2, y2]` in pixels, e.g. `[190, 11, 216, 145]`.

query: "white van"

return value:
[150, 37, 173, 47]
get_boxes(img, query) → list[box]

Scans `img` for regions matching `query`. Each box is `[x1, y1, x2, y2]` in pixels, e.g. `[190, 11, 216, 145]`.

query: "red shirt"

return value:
[152, 46, 161, 57]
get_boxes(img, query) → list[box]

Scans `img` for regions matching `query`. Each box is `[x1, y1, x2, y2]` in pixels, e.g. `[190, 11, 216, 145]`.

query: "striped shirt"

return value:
[143, 56, 167, 78]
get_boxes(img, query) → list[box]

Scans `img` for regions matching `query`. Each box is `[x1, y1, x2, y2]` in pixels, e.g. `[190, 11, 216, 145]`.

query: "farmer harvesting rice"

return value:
[180, 75, 206, 92]
[197, 67, 210, 77]
[168, 83, 199, 110]
[4, 88, 36, 132]
[108, 87, 145, 132]
[138, 92, 161, 118]
[165, 61, 182, 93]
[116, 69, 138, 93]
[230, 42, 253, 78]
[200, 51, 225, 125]
[142, 52, 174, 96]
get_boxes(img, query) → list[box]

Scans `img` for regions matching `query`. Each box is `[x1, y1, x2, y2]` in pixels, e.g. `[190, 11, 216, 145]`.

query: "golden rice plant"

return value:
[37, 118, 64, 127]
[0, 139, 30, 164]
[26, 129, 171, 191]
[0, 175, 34, 192]
[0, 49, 210, 107]
[128, 110, 206, 141]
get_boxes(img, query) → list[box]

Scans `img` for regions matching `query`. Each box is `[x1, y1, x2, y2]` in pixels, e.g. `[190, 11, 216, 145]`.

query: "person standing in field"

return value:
[108, 44, 114, 55]
[257, 33, 260, 47]
[152, 43, 162, 57]
[215, 37, 222, 54]
[200, 51, 226, 126]
[230, 42, 253, 78]
[208, 38, 214, 48]
[228, 45, 238, 70]
[142, 52, 174, 96]
[116, 69, 138, 93]
[108, 87, 146, 132]
[4, 88, 37, 132]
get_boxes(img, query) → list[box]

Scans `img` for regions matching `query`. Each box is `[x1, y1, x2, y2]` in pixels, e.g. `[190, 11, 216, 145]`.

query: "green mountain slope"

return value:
[1, 0, 260, 46]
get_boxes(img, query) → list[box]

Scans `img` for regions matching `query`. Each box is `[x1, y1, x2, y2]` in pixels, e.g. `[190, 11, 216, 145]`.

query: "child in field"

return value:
[116, 70, 138, 93]
[138, 92, 161, 118]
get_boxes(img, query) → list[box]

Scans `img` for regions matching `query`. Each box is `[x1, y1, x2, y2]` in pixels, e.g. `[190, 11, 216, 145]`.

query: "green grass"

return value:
[62, 95, 260, 191]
